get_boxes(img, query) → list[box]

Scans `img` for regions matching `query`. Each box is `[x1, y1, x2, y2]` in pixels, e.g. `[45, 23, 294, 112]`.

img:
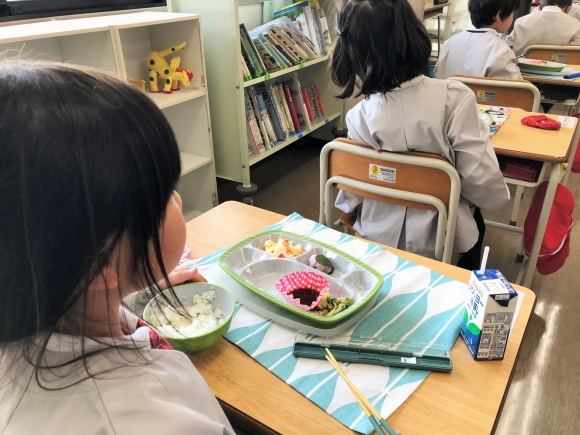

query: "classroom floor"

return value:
[217, 136, 580, 435]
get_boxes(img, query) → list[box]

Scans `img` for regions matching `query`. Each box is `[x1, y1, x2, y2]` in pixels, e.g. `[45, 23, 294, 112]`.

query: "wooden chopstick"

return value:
[325, 349, 398, 435]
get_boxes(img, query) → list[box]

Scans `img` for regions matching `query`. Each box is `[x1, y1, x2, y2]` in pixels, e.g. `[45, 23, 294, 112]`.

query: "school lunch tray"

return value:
[217, 231, 385, 328]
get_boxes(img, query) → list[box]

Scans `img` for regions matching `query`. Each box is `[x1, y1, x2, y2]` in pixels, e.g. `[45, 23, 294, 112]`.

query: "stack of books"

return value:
[244, 72, 326, 155]
[240, 1, 332, 81]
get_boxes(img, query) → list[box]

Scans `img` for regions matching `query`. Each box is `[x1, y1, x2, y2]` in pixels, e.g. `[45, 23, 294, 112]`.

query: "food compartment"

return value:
[249, 233, 314, 258]
[295, 248, 355, 278]
[222, 247, 269, 271]
[239, 259, 354, 305]
[342, 269, 380, 296]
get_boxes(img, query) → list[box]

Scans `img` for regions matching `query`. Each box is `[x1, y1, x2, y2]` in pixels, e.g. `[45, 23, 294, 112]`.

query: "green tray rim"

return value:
[519, 59, 566, 72]
[218, 230, 385, 325]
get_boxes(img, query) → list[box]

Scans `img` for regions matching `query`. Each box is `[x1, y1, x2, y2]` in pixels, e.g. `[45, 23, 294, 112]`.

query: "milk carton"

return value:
[460, 269, 518, 361]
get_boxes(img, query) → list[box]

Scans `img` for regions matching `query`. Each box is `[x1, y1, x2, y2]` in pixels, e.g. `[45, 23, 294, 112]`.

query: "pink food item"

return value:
[275, 271, 330, 311]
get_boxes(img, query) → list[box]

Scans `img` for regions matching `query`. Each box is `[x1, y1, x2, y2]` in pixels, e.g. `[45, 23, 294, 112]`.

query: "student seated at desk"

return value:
[507, 0, 580, 56]
[330, 0, 510, 269]
[435, 0, 521, 79]
[0, 61, 235, 435]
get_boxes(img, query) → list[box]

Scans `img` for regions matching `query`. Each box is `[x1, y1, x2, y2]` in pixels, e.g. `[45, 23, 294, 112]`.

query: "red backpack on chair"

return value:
[523, 182, 574, 275]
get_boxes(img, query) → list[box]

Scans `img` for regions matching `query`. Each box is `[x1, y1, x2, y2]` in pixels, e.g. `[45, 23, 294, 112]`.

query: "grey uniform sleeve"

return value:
[446, 87, 511, 210]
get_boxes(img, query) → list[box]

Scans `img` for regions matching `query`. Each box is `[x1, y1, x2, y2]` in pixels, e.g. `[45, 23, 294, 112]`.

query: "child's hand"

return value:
[161, 264, 207, 289]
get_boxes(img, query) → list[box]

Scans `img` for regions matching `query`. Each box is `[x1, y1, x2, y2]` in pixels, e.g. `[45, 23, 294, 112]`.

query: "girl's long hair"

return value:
[0, 60, 184, 388]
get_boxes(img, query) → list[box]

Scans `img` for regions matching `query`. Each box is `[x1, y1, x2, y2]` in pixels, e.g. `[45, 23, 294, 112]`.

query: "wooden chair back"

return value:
[451, 75, 538, 111]
[524, 44, 580, 64]
[328, 138, 452, 212]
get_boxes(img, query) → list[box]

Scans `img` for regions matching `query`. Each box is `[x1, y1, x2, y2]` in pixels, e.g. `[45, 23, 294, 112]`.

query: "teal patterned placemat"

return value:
[191, 213, 467, 434]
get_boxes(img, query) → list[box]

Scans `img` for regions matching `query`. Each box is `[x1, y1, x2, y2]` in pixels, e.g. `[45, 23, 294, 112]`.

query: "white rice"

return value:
[150, 290, 225, 338]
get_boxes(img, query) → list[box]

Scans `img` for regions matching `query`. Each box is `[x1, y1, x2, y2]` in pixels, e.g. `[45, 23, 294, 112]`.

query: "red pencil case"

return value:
[502, 162, 537, 181]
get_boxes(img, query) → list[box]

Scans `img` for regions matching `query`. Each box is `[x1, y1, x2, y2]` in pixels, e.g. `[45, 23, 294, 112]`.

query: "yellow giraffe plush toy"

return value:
[147, 42, 193, 94]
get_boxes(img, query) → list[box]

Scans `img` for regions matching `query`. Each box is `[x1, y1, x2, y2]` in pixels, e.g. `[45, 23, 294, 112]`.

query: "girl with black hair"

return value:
[330, 0, 510, 269]
[0, 61, 234, 434]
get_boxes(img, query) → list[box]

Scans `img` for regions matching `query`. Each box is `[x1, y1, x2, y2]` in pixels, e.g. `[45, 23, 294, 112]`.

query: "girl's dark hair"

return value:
[0, 61, 182, 386]
[469, 0, 520, 28]
[329, 0, 432, 98]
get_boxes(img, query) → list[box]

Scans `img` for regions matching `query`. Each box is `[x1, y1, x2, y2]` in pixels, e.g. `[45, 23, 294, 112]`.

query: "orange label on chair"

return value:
[369, 164, 396, 183]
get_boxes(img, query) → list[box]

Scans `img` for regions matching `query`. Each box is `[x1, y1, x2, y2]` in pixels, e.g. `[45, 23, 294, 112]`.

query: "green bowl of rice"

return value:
[143, 282, 236, 354]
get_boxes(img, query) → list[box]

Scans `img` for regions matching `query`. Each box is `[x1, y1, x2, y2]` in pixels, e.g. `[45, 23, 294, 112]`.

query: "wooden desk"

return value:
[186, 202, 536, 435]
[491, 110, 576, 162]
[521, 64, 580, 88]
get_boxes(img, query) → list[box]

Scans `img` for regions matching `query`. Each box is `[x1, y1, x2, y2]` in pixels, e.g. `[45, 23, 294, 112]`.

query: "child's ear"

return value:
[88, 265, 119, 291]
[565, 6, 572, 13]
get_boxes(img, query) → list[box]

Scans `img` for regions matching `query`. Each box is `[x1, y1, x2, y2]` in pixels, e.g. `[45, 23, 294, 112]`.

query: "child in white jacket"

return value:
[436, 0, 521, 80]
[0, 61, 234, 435]
[329, 0, 510, 269]
[507, 0, 580, 56]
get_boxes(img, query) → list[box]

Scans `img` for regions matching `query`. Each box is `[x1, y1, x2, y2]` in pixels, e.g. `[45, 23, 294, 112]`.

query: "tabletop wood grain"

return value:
[490, 110, 577, 162]
[185, 202, 536, 435]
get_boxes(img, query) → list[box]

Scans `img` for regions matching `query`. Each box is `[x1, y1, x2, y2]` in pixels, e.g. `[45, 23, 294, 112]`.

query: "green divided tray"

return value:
[218, 231, 384, 326]
[518, 58, 566, 73]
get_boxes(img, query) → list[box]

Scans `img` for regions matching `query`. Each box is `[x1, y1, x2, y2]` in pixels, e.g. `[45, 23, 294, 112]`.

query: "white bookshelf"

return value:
[171, 0, 343, 199]
[0, 12, 218, 219]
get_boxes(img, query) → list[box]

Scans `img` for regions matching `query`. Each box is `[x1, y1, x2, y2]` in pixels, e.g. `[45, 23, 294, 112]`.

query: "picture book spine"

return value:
[241, 23, 266, 75]
[271, 25, 308, 63]
[282, 83, 302, 133]
[312, 84, 324, 117]
[303, 6, 322, 56]
[256, 91, 278, 146]
[276, 84, 295, 136]
[240, 53, 252, 81]
[286, 73, 311, 131]
[277, 20, 317, 60]
[240, 35, 261, 78]
[302, 88, 316, 121]
[311, 6, 326, 55]
[318, 7, 332, 50]
[246, 114, 260, 155]
[266, 31, 297, 66]
[247, 88, 271, 150]
[267, 83, 290, 137]
[306, 86, 320, 118]
[256, 33, 291, 69]
[264, 95, 285, 141]
[253, 37, 281, 72]
[244, 93, 263, 153]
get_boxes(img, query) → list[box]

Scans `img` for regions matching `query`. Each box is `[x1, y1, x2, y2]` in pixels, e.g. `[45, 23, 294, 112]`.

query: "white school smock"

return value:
[570, 4, 580, 20]
[506, 6, 580, 56]
[435, 28, 522, 80]
[0, 325, 235, 435]
[335, 75, 510, 258]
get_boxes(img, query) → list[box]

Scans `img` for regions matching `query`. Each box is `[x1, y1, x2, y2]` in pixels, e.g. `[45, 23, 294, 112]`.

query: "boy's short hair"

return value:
[540, 0, 572, 7]
[468, 0, 520, 28]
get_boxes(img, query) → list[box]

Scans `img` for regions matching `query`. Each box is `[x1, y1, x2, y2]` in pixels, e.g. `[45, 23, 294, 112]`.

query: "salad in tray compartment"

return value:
[219, 231, 384, 324]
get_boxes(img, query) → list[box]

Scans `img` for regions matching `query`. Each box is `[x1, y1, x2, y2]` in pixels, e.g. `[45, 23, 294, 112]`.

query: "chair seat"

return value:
[340, 211, 357, 233]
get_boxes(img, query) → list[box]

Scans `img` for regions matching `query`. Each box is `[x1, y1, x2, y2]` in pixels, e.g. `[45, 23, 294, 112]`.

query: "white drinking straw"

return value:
[479, 246, 490, 274]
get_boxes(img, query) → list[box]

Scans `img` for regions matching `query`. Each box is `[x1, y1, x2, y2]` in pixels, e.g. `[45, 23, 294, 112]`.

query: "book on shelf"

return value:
[286, 72, 311, 131]
[240, 2, 330, 81]
[245, 78, 326, 155]
[247, 87, 273, 150]
[240, 53, 252, 81]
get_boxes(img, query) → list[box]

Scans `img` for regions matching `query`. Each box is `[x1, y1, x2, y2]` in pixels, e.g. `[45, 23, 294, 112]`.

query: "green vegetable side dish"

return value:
[315, 293, 354, 317]
[218, 231, 385, 326]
